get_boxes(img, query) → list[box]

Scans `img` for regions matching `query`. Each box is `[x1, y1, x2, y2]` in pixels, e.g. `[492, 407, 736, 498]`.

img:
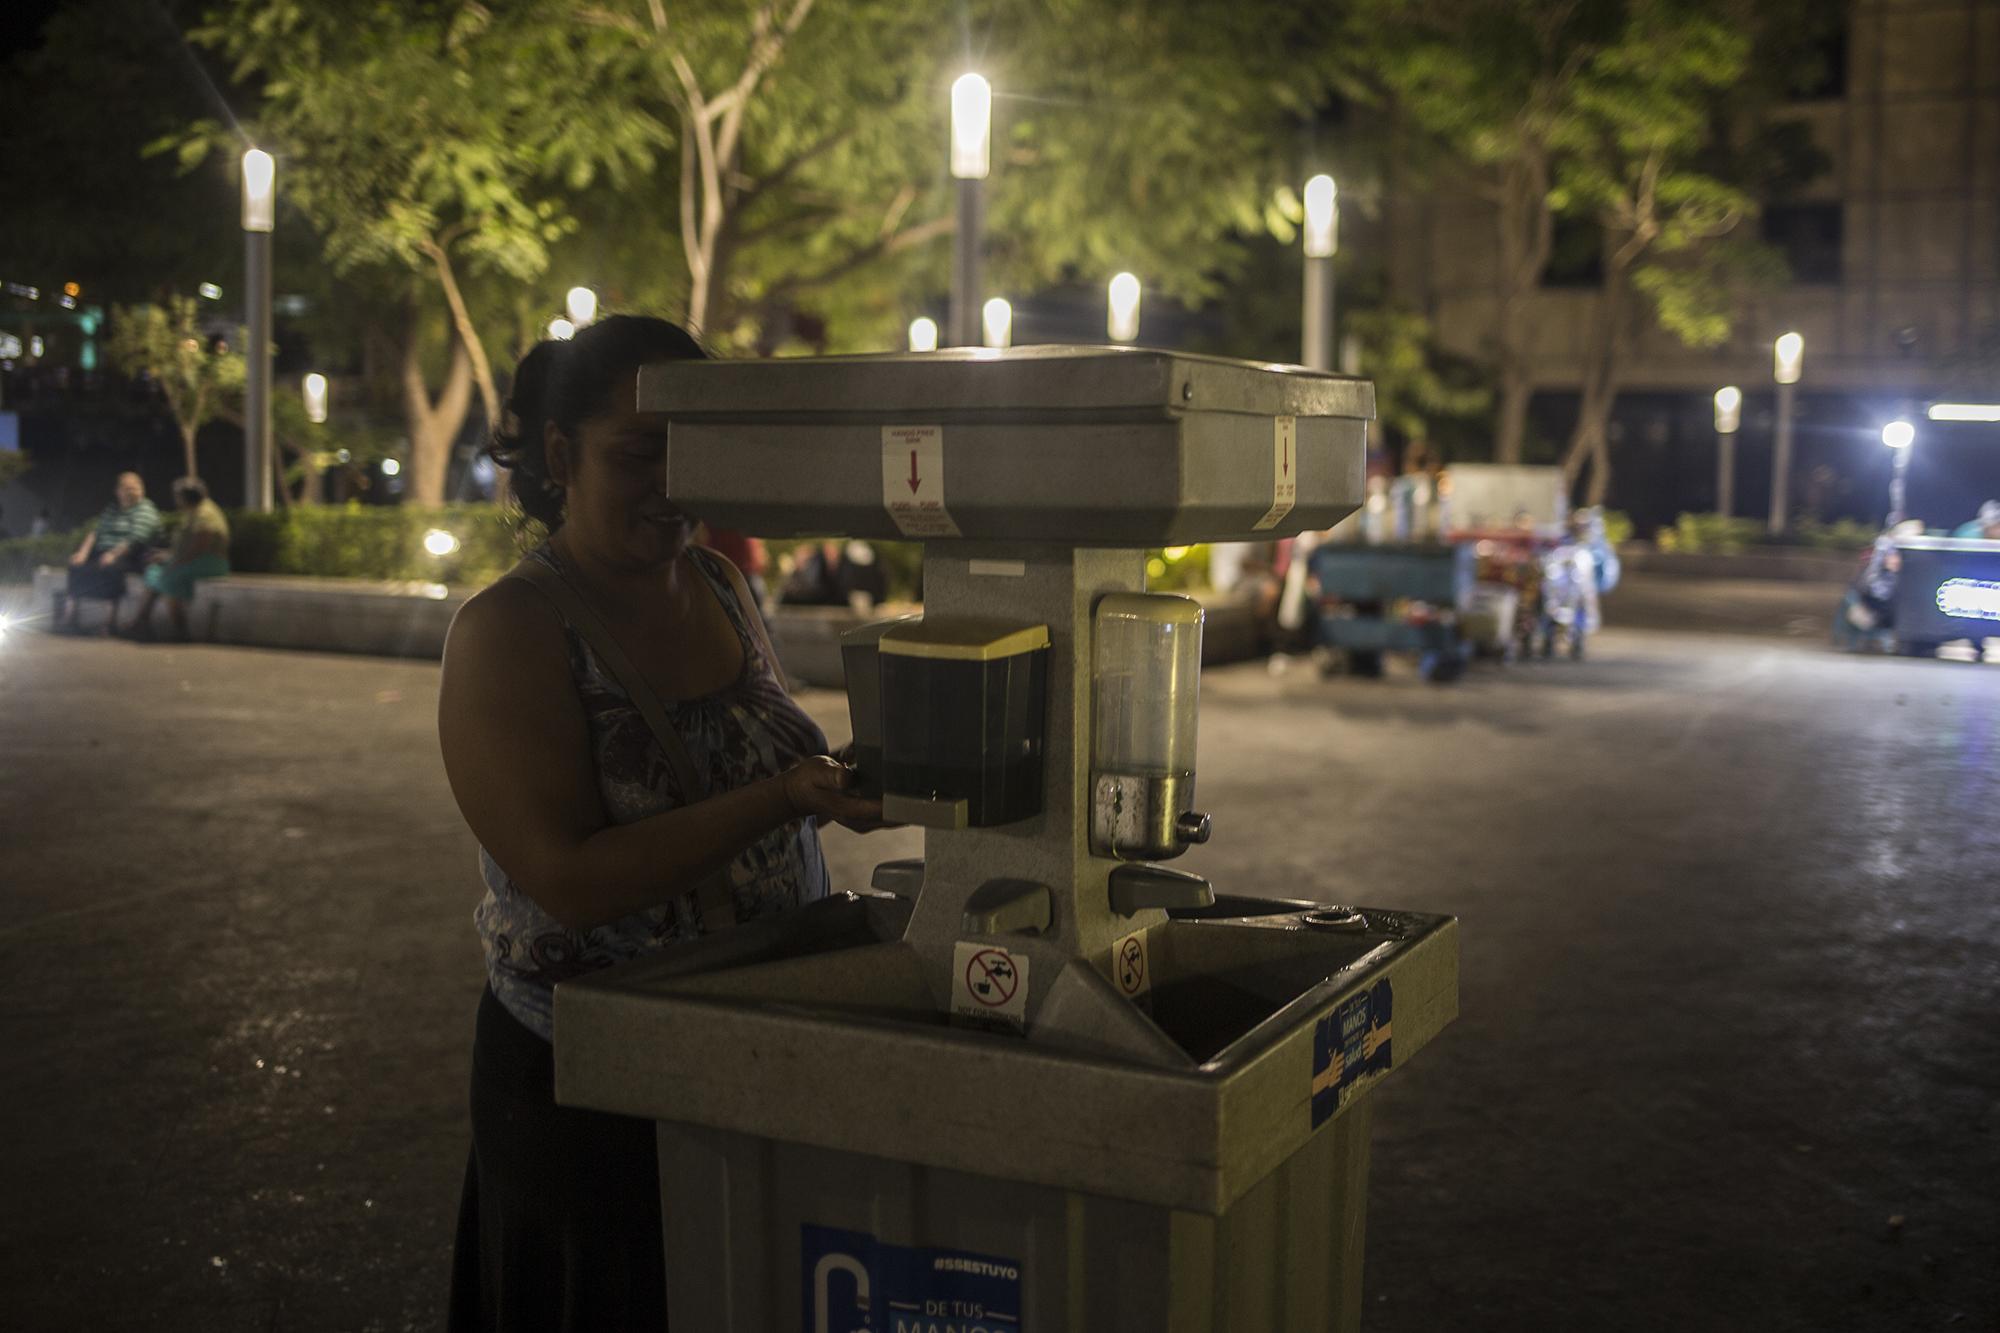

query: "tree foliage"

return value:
[1360, 0, 1826, 496]
[103, 296, 246, 481]
[177, 0, 664, 501]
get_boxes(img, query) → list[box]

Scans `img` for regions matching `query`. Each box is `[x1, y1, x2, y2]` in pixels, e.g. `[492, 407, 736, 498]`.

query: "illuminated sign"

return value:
[1935, 578, 2000, 622]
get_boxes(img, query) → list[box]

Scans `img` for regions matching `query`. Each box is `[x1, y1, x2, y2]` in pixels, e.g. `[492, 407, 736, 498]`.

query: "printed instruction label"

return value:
[802, 1223, 1023, 1333]
[951, 941, 1029, 1030]
[1251, 414, 1299, 531]
[1111, 928, 1151, 1000]
[1310, 979, 1393, 1128]
[883, 425, 961, 538]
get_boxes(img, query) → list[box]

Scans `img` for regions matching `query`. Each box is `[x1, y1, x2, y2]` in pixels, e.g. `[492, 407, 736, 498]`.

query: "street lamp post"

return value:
[1301, 174, 1338, 371]
[1769, 331, 1803, 533]
[1882, 419, 1915, 527]
[949, 74, 991, 348]
[242, 148, 275, 510]
[1713, 386, 1742, 517]
[1107, 272, 1141, 344]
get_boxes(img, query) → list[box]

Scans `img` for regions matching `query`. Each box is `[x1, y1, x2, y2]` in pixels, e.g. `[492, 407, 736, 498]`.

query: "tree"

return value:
[182, 0, 663, 503]
[104, 296, 245, 480]
[1360, 0, 1621, 463]
[1549, 2, 1759, 503]
[561, 0, 1349, 352]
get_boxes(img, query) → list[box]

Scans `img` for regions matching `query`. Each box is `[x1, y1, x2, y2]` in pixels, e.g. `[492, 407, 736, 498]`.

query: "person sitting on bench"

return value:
[126, 477, 231, 641]
[56, 471, 160, 633]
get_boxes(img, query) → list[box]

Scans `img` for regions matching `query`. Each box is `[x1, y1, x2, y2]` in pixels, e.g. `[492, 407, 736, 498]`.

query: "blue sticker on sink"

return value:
[802, 1223, 1022, 1332]
[1311, 979, 1393, 1128]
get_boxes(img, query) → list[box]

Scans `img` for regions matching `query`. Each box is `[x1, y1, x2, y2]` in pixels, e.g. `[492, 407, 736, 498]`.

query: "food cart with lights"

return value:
[1885, 535, 2000, 657]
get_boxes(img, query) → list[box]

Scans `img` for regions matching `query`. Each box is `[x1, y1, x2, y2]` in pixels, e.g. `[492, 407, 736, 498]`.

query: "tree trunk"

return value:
[1562, 248, 1631, 508]
[422, 239, 500, 438]
[401, 313, 475, 508]
[1491, 147, 1554, 463]
[1493, 371, 1534, 466]
[180, 423, 198, 482]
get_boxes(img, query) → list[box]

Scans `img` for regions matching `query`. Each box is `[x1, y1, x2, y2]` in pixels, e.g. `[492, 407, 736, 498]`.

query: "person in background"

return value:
[697, 524, 769, 612]
[781, 539, 889, 612]
[125, 478, 230, 641]
[55, 471, 160, 633]
[1950, 500, 2000, 540]
[31, 506, 51, 538]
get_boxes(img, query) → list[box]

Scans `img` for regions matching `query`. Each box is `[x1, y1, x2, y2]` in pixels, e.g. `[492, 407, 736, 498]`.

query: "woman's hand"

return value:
[780, 755, 884, 828]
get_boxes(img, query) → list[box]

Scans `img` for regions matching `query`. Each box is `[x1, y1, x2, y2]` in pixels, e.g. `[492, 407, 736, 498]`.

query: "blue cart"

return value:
[1307, 542, 1476, 683]
[1887, 536, 2000, 657]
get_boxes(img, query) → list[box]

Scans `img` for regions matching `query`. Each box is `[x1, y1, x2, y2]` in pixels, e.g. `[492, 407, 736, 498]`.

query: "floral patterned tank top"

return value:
[472, 543, 830, 1041]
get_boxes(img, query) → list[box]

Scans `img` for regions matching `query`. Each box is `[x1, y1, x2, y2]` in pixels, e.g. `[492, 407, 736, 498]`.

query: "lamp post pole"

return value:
[1713, 386, 1741, 517]
[1301, 174, 1338, 371]
[242, 148, 275, 510]
[949, 74, 991, 348]
[1769, 332, 1803, 534]
[1882, 420, 1915, 527]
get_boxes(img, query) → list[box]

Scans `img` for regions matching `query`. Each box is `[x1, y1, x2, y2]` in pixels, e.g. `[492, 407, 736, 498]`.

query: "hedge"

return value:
[1659, 512, 1878, 555]
[3, 504, 1279, 601]
[0, 503, 534, 587]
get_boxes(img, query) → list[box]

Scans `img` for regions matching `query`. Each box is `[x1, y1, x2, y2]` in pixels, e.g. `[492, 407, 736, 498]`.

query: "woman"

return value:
[438, 316, 882, 1331]
[126, 477, 230, 640]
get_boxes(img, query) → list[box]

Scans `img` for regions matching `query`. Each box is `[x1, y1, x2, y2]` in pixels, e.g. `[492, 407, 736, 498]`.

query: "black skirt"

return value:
[67, 548, 145, 601]
[448, 986, 668, 1333]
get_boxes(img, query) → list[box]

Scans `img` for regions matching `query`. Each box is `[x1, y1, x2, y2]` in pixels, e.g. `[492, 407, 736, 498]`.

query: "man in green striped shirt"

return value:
[57, 472, 162, 633]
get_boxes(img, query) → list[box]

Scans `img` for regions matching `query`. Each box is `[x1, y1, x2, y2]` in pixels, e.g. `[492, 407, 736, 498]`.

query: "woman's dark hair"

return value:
[174, 477, 209, 507]
[488, 315, 710, 530]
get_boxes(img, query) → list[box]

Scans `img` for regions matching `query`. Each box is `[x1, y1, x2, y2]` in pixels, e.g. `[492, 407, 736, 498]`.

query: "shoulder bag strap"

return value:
[506, 555, 741, 931]
[694, 544, 788, 692]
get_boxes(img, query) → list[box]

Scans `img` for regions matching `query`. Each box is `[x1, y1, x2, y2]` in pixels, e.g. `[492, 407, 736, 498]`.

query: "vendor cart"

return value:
[1307, 541, 1475, 682]
[1885, 535, 2000, 657]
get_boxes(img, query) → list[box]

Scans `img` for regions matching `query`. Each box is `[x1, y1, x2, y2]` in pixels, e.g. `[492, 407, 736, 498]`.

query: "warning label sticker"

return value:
[801, 1223, 1022, 1333]
[1310, 979, 1393, 1128]
[1112, 928, 1150, 999]
[951, 941, 1029, 1030]
[1251, 414, 1299, 531]
[882, 425, 960, 538]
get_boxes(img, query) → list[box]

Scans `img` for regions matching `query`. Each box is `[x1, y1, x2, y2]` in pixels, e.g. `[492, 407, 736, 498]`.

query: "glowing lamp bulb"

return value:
[1881, 420, 1914, 449]
[241, 149, 275, 232]
[908, 317, 939, 352]
[951, 73, 991, 179]
[302, 372, 328, 425]
[1713, 385, 1742, 434]
[1303, 174, 1338, 258]
[982, 297, 1012, 349]
[565, 286, 597, 327]
[1107, 272, 1141, 343]
[424, 528, 461, 557]
[1774, 331, 1803, 385]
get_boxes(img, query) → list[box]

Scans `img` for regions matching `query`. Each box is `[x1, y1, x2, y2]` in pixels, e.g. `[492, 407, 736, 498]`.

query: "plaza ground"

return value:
[1, 618, 1995, 1330]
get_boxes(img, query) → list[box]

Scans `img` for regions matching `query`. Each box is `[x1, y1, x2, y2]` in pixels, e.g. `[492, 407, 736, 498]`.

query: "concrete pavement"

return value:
[1, 626, 1995, 1330]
